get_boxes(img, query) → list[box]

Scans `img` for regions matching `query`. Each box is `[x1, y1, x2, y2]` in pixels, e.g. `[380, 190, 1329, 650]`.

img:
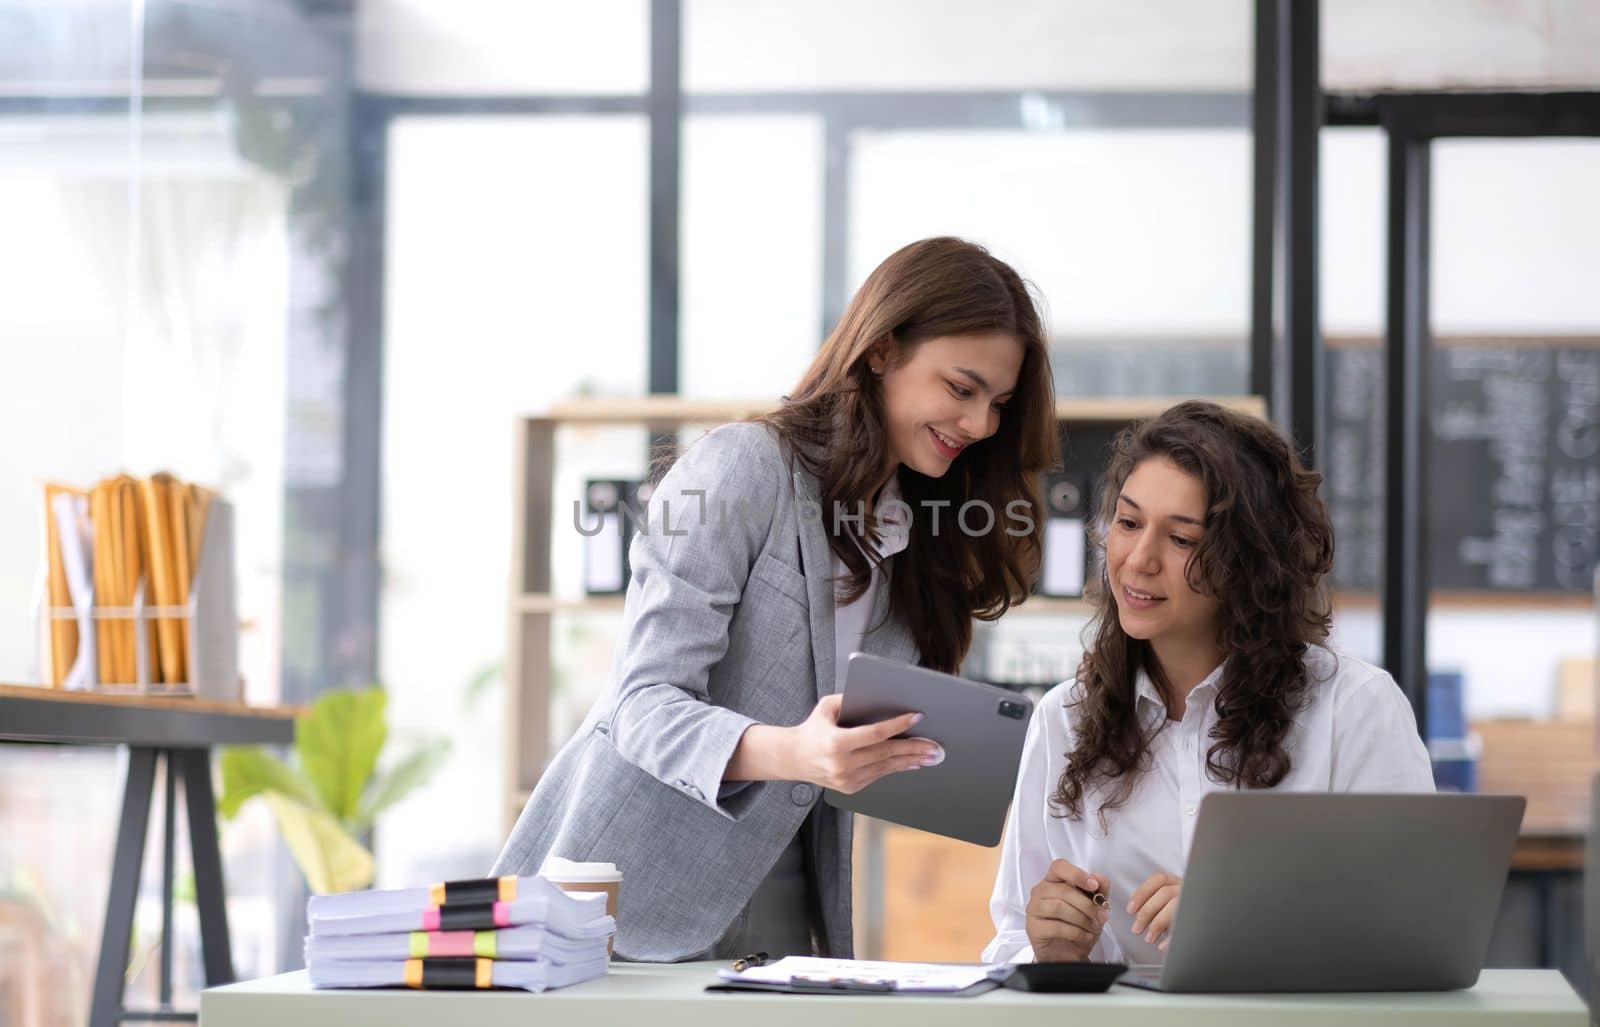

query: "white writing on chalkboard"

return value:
[1551, 349, 1600, 588]
[1551, 469, 1600, 590]
[1557, 351, 1599, 461]
[1440, 349, 1551, 590]
[1327, 347, 1384, 588]
[1299, 342, 1596, 593]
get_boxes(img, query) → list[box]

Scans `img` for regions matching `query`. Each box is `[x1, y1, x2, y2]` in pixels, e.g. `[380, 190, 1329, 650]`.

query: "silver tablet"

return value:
[822, 652, 1033, 847]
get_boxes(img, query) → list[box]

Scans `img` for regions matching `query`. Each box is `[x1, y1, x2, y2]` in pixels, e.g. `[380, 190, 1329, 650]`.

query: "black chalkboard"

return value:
[1326, 341, 1600, 593]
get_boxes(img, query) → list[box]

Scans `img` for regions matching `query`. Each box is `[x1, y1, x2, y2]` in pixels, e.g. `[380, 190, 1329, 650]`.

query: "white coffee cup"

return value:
[540, 857, 622, 954]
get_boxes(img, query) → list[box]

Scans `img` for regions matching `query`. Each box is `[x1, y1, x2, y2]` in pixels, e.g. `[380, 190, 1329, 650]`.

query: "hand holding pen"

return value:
[1024, 858, 1111, 963]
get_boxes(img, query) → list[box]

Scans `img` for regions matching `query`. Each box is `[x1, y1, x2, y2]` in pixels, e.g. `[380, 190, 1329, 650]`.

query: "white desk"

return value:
[201, 962, 1587, 1026]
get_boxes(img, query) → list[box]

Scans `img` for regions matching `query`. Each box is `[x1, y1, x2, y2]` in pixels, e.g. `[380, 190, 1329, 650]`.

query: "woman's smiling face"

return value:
[876, 332, 1023, 478]
[1105, 456, 1220, 651]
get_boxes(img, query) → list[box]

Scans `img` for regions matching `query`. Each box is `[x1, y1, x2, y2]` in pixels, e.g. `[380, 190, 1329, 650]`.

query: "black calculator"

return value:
[1002, 961, 1127, 993]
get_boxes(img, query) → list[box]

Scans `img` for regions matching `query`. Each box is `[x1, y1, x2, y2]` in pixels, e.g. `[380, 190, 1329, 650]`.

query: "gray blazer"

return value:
[493, 422, 919, 961]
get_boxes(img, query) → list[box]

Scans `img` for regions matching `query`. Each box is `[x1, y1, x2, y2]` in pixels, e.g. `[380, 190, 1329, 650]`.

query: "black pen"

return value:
[732, 951, 770, 972]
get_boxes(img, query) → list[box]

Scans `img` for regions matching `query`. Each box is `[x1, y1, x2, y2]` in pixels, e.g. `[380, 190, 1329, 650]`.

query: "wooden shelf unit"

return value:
[505, 394, 1266, 829]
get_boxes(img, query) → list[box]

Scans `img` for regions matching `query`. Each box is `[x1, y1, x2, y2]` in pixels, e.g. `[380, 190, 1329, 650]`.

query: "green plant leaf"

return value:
[263, 793, 375, 895]
[461, 661, 501, 712]
[351, 739, 452, 835]
[296, 688, 388, 822]
[217, 746, 322, 819]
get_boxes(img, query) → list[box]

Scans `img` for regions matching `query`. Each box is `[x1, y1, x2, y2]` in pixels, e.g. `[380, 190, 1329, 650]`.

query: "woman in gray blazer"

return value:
[494, 237, 1060, 961]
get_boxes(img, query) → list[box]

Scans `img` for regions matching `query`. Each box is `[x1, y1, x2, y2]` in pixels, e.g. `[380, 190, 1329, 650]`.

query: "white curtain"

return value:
[41, 145, 291, 703]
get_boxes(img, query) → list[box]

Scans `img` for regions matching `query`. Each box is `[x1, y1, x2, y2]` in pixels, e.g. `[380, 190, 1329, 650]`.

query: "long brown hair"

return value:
[756, 236, 1059, 673]
[1054, 400, 1335, 823]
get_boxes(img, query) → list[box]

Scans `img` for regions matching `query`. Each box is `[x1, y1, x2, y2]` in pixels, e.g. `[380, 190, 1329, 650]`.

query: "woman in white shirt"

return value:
[984, 400, 1434, 967]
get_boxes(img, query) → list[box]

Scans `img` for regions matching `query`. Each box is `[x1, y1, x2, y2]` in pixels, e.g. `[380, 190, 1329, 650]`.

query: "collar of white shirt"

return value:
[1133, 660, 1226, 724]
[865, 475, 910, 559]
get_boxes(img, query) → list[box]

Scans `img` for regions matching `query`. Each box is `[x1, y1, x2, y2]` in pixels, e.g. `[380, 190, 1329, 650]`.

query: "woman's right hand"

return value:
[1025, 858, 1111, 962]
[725, 694, 942, 790]
[786, 694, 943, 793]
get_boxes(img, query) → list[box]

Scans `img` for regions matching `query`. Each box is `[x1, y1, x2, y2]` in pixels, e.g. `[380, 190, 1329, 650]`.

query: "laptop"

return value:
[1118, 792, 1525, 993]
[822, 652, 1032, 847]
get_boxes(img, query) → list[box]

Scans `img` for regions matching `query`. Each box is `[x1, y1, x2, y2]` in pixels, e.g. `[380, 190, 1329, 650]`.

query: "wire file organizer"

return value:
[36, 496, 239, 700]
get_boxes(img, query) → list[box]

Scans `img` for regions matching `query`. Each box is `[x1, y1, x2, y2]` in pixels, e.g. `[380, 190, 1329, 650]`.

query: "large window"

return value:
[681, 113, 824, 398]
[378, 114, 648, 883]
[2, 0, 357, 1002]
[1321, 130, 1600, 722]
[850, 127, 1252, 397]
[12, 0, 1592, 1000]
[360, 1, 1258, 964]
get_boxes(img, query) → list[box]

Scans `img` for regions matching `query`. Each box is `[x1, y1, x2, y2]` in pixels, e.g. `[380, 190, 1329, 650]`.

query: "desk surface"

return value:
[0, 683, 297, 747]
[201, 964, 1586, 1027]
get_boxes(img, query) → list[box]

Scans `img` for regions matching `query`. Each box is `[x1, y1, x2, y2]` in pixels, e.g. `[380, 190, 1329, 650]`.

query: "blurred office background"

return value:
[0, 0, 1596, 1021]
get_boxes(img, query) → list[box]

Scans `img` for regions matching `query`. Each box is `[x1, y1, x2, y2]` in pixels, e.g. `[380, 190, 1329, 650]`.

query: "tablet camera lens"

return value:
[998, 700, 1026, 719]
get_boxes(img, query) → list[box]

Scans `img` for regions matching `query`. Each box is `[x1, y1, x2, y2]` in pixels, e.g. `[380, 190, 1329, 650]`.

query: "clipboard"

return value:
[707, 956, 1009, 997]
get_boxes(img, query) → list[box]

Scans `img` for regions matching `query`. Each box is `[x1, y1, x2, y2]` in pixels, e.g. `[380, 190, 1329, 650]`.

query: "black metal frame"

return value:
[1250, 0, 1323, 466]
[89, 748, 230, 1027]
[648, 0, 682, 397]
[1249, 0, 1279, 405]
[1256, 9, 1600, 735]
[1382, 121, 1432, 736]
[1372, 92, 1600, 732]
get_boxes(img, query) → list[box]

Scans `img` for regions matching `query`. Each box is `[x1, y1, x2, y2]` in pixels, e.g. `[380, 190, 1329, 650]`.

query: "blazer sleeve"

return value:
[604, 422, 784, 820]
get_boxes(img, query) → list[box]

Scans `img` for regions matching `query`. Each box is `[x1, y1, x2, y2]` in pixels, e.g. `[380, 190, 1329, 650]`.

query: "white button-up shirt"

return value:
[983, 645, 1434, 966]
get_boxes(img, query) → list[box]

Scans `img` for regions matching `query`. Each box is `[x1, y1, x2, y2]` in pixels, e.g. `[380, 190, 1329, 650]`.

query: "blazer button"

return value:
[791, 784, 815, 806]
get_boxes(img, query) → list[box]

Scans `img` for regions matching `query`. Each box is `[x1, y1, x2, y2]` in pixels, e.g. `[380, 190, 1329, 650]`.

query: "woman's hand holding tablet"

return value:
[726, 694, 943, 793]
[822, 653, 1034, 846]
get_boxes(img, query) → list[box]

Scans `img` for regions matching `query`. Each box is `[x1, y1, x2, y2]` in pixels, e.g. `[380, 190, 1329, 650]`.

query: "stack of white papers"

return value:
[305, 875, 614, 993]
[308, 955, 612, 992]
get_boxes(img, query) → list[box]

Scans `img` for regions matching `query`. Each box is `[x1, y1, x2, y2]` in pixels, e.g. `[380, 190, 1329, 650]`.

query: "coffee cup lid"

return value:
[540, 856, 622, 883]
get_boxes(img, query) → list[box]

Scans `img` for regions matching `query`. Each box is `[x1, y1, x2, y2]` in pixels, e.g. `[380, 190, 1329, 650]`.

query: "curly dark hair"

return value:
[1053, 400, 1335, 825]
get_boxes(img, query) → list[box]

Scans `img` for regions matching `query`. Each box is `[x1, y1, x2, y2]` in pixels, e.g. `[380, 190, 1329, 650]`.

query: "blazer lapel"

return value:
[792, 468, 838, 700]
